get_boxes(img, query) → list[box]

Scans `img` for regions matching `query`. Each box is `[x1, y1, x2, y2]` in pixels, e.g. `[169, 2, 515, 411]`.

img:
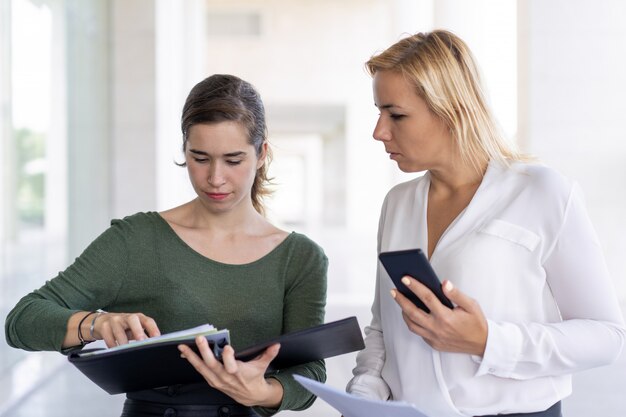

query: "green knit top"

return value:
[5, 212, 328, 415]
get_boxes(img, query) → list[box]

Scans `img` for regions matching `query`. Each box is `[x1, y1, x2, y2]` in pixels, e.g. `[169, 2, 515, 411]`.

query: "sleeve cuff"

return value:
[472, 319, 523, 378]
[346, 373, 391, 400]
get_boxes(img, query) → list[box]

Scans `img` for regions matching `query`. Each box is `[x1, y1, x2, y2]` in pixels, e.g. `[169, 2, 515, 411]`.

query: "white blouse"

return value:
[347, 161, 625, 417]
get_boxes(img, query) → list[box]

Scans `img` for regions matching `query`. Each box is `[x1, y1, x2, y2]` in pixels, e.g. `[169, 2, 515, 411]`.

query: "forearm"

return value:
[475, 318, 626, 379]
[5, 295, 77, 352]
[347, 322, 391, 400]
[347, 276, 391, 400]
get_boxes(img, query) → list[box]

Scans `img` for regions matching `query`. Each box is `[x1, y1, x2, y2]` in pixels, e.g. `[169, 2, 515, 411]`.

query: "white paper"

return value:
[79, 324, 225, 357]
[293, 375, 430, 417]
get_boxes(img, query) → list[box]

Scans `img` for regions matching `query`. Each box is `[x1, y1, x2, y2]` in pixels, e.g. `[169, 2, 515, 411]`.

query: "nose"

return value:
[373, 116, 391, 142]
[207, 162, 226, 187]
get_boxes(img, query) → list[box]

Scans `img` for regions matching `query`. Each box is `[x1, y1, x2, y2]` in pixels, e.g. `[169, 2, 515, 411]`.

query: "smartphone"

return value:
[378, 248, 453, 313]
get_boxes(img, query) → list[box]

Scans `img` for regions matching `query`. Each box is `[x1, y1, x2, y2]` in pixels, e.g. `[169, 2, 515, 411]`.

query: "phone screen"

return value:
[378, 248, 453, 313]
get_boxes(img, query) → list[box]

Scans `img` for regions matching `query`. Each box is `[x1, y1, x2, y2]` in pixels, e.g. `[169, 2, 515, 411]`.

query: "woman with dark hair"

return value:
[346, 30, 625, 417]
[5, 74, 327, 417]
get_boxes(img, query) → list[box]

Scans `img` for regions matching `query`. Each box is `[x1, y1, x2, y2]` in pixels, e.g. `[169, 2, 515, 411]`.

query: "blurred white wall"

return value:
[519, 0, 626, 300]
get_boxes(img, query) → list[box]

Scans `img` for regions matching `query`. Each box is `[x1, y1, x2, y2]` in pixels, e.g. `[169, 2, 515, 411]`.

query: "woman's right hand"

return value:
[91, 312, 161, 348]
[391, 277, 487, 356]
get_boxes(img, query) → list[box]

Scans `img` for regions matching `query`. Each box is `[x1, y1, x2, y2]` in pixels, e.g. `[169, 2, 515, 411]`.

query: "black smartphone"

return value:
[378, 248, 453, 313]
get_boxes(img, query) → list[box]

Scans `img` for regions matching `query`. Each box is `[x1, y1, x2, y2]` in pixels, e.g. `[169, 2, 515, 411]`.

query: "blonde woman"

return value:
[347, 30, 624, 417]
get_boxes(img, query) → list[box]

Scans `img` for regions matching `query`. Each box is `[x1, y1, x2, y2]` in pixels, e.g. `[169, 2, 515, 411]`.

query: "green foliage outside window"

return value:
[15, 127, 45, 225]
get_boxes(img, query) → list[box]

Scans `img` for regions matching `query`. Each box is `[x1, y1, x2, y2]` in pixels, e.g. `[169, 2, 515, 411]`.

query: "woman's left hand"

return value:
[178, 337, 283, 408]
[392, 277, 488, 356]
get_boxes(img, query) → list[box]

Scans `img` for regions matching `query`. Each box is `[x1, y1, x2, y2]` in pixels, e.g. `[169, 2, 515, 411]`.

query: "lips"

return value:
[205, 192, 229, 201]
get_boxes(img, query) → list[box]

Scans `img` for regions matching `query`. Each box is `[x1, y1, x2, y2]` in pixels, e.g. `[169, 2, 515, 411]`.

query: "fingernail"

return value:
[444, 281, 454, 291]
[390, 289, 397, 299]
[401, 276, 411, 286]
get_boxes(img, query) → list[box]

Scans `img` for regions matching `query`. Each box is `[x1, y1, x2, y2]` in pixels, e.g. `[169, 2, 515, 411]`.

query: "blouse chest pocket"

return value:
[453, 219, 543, 317]
[478, 219, 540, 252]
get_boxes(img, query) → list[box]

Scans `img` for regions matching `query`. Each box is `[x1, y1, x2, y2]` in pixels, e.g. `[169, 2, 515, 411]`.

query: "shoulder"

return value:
[105, 212, 164, 240]
[279, 233, 329, 274]
[111, 211, 160, 227]
[77, 212, 157, 258]
[281, 233, 328, 286]
[285, 232, 327, 259]
[493, 162, 580, 235]
[504, 161, 574, 200]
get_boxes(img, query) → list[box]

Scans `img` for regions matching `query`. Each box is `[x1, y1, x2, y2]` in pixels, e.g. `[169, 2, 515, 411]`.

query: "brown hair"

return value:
[180, 74, 272, 214]
[367, 30, 525, 173]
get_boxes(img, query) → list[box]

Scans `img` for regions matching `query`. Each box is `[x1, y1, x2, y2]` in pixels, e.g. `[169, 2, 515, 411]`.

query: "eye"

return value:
[193, 158, 209, 163]
[226, 160, 242, 166]
[390, 113, 406, 120]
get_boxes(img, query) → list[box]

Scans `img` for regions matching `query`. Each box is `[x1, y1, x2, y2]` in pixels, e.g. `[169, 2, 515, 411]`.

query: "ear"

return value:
[256, 142, 268, 169]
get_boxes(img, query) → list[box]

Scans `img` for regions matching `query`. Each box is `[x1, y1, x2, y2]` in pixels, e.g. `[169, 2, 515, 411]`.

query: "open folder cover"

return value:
[68, 316, 365, 394]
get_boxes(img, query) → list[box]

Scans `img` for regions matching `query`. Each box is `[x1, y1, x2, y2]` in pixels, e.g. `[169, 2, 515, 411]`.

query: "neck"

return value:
[191, 198, 264, 233]
[428, 159, 488, 195]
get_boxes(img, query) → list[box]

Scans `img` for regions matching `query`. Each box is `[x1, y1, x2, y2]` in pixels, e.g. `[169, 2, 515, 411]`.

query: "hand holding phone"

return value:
[378, 248, 453, 313]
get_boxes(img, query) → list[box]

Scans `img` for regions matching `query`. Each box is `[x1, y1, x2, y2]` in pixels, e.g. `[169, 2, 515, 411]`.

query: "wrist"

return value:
[256, 377, 283, 409]
[89, 309, 108, 340]
[77, 311, 97, 345]
[477, 319, 488, 356]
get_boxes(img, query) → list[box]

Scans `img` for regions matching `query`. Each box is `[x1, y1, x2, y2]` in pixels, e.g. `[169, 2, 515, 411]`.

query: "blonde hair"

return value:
[366, 30, 525, 173]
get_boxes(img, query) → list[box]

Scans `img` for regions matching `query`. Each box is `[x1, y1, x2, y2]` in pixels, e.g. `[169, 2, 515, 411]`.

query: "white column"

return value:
[155, 0, 197, 211]
[66, 0, 163, 257]
[45, 0, 68, 244]
[65, 0, 112, 259]
[110, 0, 157, 218]
[0, 0, 16, 245]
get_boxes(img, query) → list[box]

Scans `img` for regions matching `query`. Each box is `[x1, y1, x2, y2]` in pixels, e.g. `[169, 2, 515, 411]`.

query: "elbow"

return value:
[4, 315, 27, 350]
[4, 304, 37, 351]
[4, 309, 20, 350]
[607, 322, 626, 365]
[592, 319, 626, 367]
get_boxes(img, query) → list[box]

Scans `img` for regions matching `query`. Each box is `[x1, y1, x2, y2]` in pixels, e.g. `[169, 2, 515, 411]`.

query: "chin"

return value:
[396, 163, 424, 173]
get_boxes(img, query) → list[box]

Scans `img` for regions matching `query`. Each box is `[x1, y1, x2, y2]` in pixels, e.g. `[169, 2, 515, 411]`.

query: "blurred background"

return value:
[1, 0, 625, 416]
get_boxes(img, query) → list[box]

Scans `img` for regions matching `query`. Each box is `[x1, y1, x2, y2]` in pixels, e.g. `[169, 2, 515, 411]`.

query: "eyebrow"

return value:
[377, 103, 401, 110]
[188, 149, 248, 157]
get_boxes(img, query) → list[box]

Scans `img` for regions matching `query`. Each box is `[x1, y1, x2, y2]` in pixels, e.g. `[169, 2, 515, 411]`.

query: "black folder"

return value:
[68, 316, 364, 394]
